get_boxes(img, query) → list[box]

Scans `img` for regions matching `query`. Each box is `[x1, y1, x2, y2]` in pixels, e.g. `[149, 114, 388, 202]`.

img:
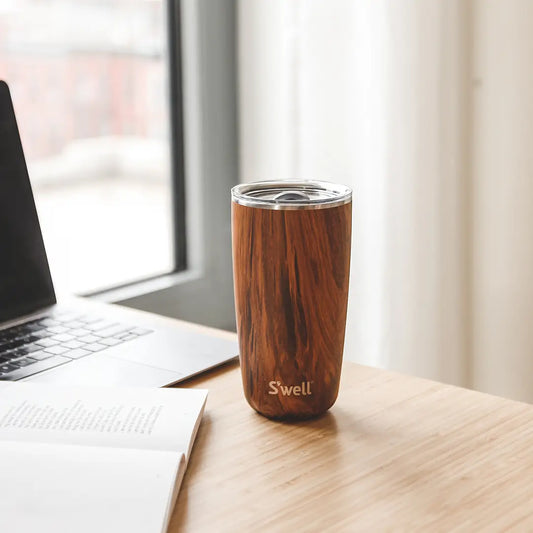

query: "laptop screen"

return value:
[0, 81, 56, 322]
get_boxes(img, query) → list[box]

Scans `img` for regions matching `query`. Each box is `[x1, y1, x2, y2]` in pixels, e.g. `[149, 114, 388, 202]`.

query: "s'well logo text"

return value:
[268, 381, 313, 396]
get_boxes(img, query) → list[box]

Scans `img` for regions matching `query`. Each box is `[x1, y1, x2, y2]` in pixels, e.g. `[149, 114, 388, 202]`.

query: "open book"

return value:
[0, 382, 207, 533]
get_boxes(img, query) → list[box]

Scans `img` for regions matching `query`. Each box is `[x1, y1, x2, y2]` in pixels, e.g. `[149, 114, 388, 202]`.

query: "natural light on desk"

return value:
[0, 0, 173, 295]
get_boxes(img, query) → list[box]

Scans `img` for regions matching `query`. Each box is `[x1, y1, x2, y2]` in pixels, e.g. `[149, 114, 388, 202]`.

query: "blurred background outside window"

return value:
[0, 0, 173, 296]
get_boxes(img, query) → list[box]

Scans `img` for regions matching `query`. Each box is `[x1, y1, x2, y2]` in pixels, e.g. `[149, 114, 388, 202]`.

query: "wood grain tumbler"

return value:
[232, 181, 352, 419]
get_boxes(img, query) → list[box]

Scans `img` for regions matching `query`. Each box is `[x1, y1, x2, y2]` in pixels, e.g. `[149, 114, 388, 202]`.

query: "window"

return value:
[0, 0, 179, 296]
[1, 0, 238, 331]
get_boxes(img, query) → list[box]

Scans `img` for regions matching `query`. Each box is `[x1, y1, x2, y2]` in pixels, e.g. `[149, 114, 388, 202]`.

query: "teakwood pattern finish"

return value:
[232, 201, 352, 418]
[171, 358, 533, 532]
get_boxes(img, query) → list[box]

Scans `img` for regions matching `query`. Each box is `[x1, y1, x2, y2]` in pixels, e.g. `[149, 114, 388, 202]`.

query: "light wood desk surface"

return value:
[170, 337, 533, 532]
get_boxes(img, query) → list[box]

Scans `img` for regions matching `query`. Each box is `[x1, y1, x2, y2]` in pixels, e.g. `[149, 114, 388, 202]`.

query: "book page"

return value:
[0, 382, 206, 458]
[0, 440, 182, 533]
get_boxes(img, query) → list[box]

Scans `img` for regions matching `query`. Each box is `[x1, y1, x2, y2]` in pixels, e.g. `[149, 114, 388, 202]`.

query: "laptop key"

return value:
[43, 345, 70, 356]
[0, 356, 71, 381]
[69, 329, 93, 337]
[64, 348, 92, 360]
[15, 334, 41, 344]
[32, 330, 51, 339]
[46, 326, 69, 335]
[83, 343, 107, 353]
[99, 337, 123, 347]
[35, 338, 60, 348]
[9, 352, 36, 363]
[0, 363, 18, 374]
[62, 340, 85, 350]
[18, 344, 43, 355]
[51, 333, 75, 343]
[78, 334, 101, 344]
[0, 348, 18, 358]
[30, 351, 53, 361]
[16, 357, 36, 367]
[1, 338, 26, 350]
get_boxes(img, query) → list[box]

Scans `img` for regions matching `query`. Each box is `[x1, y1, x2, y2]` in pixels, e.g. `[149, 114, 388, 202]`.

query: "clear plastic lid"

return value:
[231, 180, 352, 210]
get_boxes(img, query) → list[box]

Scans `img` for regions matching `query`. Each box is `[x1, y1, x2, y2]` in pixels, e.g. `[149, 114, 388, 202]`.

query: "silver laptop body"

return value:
[0, 80, 237, 386]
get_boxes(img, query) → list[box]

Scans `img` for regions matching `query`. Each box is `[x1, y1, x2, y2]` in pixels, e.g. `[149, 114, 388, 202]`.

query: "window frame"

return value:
[88, 0, 239, 331]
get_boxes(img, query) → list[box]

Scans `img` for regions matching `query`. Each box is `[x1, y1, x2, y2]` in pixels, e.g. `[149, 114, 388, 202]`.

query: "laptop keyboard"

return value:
[0, 311, 153, 381]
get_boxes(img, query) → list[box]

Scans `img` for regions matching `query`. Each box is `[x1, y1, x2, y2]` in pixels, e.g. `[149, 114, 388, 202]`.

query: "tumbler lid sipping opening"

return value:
[231, 180, 352, 210]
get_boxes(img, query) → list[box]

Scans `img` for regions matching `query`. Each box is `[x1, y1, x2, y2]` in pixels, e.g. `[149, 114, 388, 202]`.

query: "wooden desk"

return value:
[170, 346, 533, 531]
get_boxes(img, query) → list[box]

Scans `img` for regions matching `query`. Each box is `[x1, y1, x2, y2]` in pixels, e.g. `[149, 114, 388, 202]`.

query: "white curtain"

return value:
[238, 0, 533, 403]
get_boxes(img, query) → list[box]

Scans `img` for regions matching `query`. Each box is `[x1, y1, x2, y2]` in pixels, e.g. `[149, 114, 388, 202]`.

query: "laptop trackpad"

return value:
[25, 354, 184, 387]
[105, 329, 238, 375]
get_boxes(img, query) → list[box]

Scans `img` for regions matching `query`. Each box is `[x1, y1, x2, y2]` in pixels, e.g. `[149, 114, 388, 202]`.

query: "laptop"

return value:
[0, 80, 238, 386]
